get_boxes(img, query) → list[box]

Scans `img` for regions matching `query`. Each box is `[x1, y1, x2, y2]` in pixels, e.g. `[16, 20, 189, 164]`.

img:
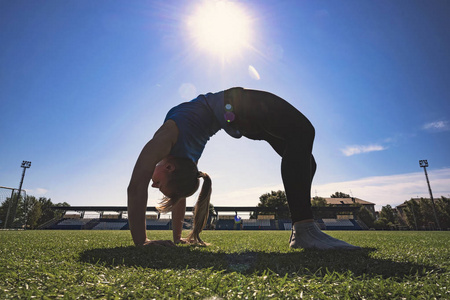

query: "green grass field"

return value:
[1, 230, 449, 299]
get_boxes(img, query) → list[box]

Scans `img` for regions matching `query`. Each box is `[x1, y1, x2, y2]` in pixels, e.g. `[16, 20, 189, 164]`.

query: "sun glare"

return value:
[186, 1, 252, 60]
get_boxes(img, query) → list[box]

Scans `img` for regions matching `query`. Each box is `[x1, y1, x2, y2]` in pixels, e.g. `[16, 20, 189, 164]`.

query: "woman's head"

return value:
[153, 156, 212, 243]
[152, 156, 199, 208]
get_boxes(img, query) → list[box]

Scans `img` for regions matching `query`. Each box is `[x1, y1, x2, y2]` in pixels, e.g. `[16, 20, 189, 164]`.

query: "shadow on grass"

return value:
[79, 246, 442, 279]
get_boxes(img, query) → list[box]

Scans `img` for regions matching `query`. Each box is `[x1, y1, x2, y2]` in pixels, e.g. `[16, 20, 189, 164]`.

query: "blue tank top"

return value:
[164, 91, 242, 162]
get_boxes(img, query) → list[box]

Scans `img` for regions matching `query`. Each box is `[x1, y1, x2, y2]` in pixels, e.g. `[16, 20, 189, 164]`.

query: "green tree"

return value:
[311, 196, 327, 207]
[424, 196, 449, 229]
[374, 218, 388, 230]
[0, 195, 68, 229]
[330, 192, 351, 198]
[436, 196, 450, 228]
[403, 197, 450, 229]
[257, 190, 290, 219]
[27, 197, 42, 229]
[379, 205, 397, 224]
[403, 199, 422, 229]
[0, 193, 26, 228]
[0, 196, 15, 228]
[420, 198, 436, 227]
[356, 206, 375, 228]
[37, 198, 68, 226]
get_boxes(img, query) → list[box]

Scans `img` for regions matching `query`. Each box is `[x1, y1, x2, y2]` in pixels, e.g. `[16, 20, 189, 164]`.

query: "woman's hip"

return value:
[224, 88, 314, 141]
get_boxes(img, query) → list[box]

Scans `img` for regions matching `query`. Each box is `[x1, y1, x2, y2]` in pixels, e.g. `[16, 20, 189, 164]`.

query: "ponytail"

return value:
[186, 171, 212, 244]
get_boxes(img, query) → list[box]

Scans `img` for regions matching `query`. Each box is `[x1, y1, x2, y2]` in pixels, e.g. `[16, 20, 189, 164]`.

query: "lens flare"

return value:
[224, 111, 235, 123]
[248, 65, 260, 80]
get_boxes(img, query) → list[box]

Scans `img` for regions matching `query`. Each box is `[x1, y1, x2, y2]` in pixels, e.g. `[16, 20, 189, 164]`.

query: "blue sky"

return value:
[1, 0, 449, 212]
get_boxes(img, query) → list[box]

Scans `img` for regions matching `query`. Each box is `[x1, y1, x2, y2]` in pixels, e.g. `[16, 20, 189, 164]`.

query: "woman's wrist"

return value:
[173, 235, 182, 243]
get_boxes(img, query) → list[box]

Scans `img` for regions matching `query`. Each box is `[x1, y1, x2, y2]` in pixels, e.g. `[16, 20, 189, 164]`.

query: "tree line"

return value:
[255, 190, 366, 219]
[255, 190, 450, 230]
[0, 195, 68, 229]
[379, 197, 450, 230]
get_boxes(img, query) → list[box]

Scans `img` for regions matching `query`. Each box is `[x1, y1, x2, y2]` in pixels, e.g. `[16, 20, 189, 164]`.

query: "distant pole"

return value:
[419, 160, 440, 230]
[7, 161, 31, 228]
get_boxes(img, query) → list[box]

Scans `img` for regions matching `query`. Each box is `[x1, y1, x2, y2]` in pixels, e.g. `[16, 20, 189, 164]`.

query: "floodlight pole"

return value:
[419, 160, 440, 230]
[5, 161, 31, 228]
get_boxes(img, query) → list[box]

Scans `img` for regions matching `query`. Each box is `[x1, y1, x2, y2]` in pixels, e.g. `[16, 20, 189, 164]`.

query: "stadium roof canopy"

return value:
[52, 205, 360, 215]
[325, 197, 375, 206]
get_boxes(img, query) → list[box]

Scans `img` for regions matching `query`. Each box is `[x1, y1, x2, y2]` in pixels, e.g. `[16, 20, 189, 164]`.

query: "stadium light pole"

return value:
[6, 161, 31, 228]
[419, 160, 440, 230]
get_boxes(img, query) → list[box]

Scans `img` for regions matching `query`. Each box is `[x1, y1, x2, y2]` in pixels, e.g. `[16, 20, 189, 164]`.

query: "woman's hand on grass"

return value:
[142, 239, 176, 247]
[175, 238, 190, 244]
[174, 238, 210, 246]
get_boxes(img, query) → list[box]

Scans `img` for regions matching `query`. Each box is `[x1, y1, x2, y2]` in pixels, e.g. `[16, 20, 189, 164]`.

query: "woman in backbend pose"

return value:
[127, 87, 360, 249]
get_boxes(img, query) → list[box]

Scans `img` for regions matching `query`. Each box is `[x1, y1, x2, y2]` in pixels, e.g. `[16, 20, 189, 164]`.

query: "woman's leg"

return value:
[226, 88, 316, 223]
[265, 136, 316, 222]
[265, 136, 317, 200]
[226, 88, 360, 249]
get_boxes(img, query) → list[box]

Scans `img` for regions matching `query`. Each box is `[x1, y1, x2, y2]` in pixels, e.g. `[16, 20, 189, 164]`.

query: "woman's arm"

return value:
[127, 120, 178, 246]
[171, 197, 186, 243]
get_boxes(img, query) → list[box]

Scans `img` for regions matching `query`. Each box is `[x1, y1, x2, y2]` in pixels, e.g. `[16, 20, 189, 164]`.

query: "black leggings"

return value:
[224, 87, 316, 223]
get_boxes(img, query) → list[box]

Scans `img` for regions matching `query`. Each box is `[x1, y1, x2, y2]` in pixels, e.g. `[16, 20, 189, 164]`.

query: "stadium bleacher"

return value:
[350, 219, 362, 230]
[243, 219, 269, 226]
[215, 219, 235, 230]
[242, 219, 274, 230]
[278, 219, 363, 231]
[50, 218, 94, 230]
[93, 220, 128, 230]
[48, 205, 371, 231]
[146, 219, 171, 230]
[283, 223, 292, 230]
[316, 219, 327, 230]
[322, 218, 362, 230]
[278, 220, 292, 230]
[45, 216, 366, 231]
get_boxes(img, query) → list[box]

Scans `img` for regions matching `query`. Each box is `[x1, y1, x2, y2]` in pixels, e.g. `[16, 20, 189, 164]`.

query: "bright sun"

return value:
[186, 1, 252, 59]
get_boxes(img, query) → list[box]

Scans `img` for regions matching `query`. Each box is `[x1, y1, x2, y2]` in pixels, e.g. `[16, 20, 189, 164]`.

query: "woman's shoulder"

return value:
[153, 120, 179, 144]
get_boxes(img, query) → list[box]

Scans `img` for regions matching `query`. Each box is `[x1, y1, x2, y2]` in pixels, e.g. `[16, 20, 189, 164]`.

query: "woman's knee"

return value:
[289, 123, 315, 148]
[304, 123, 315, 140]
